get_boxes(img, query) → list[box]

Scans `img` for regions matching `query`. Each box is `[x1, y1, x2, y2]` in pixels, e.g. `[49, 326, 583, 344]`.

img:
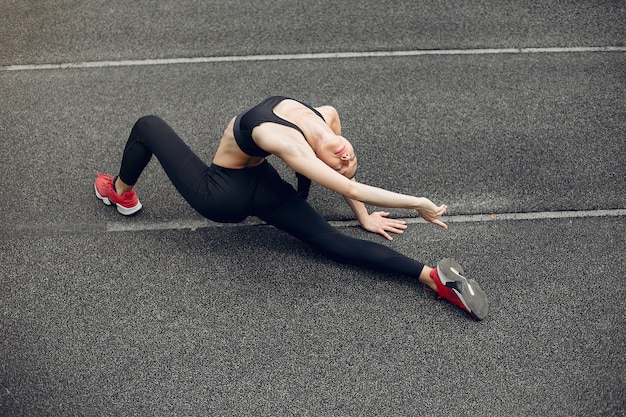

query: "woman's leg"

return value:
[267, 196, 427, 279]
[254, 183, 492, 318]
[116, 115, 213, 213]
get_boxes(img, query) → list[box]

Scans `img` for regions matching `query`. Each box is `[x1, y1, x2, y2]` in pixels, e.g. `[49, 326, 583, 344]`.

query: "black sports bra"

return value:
[233, 96, 326, 157]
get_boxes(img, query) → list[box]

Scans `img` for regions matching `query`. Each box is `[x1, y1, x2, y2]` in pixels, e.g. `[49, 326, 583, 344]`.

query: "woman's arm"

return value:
[273, 143, 448, 229]
[346, 179, 448, 229]
[339, 176, 407, 239]
[315, 106, 413, 237]
[343, 192, 410, 240]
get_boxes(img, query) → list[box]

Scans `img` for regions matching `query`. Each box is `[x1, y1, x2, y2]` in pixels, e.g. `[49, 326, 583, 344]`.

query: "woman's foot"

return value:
[94, 172, 142, 215]
[429, 258, 489, 320]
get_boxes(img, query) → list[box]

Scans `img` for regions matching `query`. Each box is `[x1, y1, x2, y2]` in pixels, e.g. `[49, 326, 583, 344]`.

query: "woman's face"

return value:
[318, 136, 358, 179]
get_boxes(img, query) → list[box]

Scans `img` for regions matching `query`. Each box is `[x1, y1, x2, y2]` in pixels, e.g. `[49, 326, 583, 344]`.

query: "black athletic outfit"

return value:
[118, 96, 425, 277]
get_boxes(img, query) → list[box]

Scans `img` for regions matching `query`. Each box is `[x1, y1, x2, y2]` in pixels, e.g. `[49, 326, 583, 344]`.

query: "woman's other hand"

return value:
[361, 211, 408, 240]
[416, 199, 448, 230]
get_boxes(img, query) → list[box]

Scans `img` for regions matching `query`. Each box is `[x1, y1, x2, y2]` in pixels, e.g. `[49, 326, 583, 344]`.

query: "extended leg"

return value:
[249, 166, 488, 319]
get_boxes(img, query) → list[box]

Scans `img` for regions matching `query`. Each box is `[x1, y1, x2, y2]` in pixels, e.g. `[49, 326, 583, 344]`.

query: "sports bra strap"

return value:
[233, 96, 325, 158]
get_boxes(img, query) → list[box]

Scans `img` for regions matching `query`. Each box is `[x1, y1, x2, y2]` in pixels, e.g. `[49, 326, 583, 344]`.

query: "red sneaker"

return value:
[94, 172, 142, 216]
[430, 258, 489, 320]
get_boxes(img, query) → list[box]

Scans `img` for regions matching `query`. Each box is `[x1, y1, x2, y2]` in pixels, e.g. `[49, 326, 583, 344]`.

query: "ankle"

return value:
[114, 176, 133, 196]
[419, 266, 438, 292]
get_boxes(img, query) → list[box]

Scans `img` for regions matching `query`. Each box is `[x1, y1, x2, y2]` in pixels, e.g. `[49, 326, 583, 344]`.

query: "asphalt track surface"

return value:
[1, 1, 625, 416]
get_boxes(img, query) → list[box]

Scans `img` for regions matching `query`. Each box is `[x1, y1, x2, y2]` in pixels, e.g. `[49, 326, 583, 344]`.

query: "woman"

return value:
[94, 96, 488, 319]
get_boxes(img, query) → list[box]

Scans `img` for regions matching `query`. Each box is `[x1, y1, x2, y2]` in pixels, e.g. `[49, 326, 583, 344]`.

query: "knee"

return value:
[133, 115, 166, 133]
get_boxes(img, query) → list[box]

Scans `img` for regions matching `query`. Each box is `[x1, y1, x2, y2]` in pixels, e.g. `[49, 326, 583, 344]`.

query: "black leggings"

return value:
[119, 115, 425, 278]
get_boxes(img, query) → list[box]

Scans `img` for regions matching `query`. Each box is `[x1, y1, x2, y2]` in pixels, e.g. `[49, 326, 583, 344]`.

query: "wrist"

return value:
[355, 209, 370, 223]
[412, 197, 426, 210]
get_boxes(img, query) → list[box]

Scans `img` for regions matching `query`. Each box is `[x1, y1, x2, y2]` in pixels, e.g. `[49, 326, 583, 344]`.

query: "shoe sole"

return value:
[438, 258, 489, 320]
[94, 183, 142, 216]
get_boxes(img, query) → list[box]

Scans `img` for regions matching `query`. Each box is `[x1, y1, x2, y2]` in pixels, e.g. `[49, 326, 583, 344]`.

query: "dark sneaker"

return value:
[430, 258, 489, 320]
[94, 172, 142, 216]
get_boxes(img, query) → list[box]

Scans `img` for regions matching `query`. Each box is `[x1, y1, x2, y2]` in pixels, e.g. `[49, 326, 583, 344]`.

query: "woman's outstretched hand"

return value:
[361, 211, 408, 241]
[417, 199, 448, 229]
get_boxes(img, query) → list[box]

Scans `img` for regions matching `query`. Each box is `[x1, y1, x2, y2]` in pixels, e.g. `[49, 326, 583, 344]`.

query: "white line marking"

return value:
[433, 209, 626, 224]
[2, 46, 625, 72]
[103, 209, 626, 233]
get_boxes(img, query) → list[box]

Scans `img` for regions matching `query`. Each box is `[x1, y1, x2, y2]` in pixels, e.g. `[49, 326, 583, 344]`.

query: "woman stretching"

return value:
[94, 96, 488, 319]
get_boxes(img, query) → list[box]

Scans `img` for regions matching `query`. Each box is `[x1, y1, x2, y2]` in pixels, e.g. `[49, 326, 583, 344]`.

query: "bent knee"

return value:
[133, 115, 167, 131]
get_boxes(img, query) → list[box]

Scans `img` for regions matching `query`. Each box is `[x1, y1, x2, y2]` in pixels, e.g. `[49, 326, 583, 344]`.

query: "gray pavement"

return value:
[1, 1, 625, 416]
